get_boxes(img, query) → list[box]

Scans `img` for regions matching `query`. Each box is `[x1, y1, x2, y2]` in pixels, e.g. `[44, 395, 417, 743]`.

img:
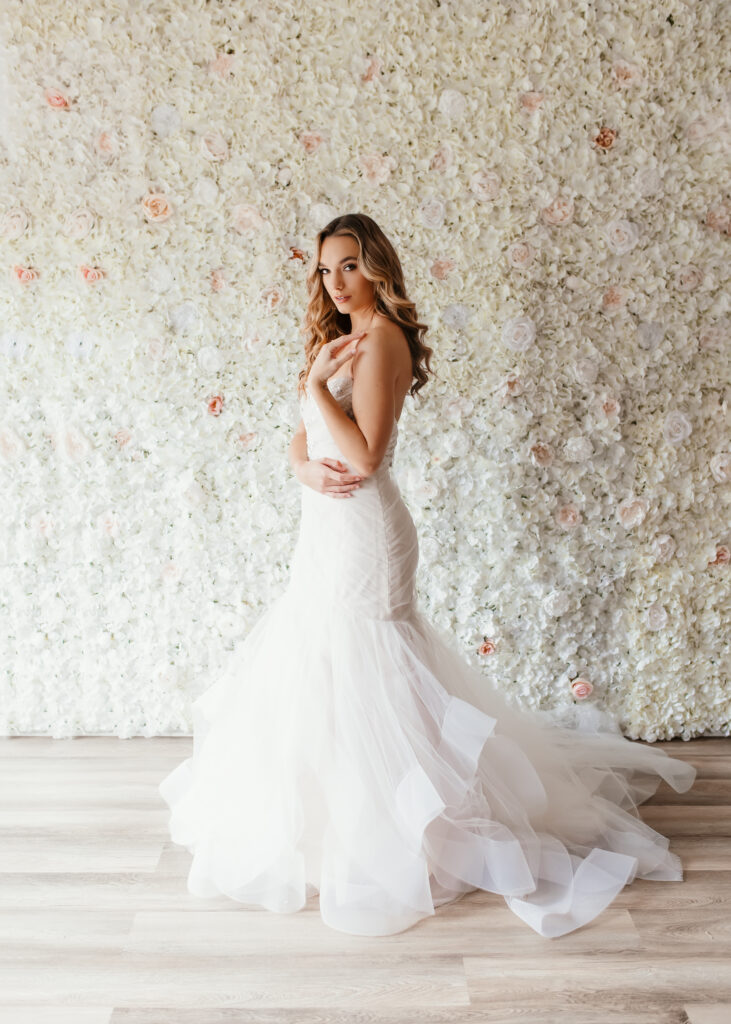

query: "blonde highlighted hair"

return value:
[296, 213, 436, 400]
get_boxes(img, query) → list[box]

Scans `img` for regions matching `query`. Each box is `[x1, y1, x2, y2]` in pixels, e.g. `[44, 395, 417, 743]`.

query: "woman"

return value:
[159, 213, 696, 938]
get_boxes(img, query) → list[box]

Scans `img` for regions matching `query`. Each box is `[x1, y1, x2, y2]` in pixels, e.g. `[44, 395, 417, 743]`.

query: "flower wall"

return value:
[1, 0, 728, 739]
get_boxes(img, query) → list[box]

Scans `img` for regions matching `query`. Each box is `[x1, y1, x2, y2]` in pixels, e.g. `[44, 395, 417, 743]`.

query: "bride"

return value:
[159, 212, 697, 938]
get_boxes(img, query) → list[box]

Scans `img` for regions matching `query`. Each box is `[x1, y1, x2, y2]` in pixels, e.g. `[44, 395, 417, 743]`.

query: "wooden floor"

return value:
[0, 735, 729, 1024]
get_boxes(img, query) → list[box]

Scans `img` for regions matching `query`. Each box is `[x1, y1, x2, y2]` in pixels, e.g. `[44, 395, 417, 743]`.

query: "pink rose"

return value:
[530, 442, 554, 468]
[361, 153, 396, 186]
[520, 91, 545, 112]
[430, 258, 455, 281]
[478, 638, 497, 655]
[541, 195, 574, 226]
[601, 285, 631, 314]
[45, 87, 70, 109]
[208, 395, 224, 416]
[507, 241, 535, 269]
[611, 60, 644, 88]
[469, 169, 501, 202]
[571, 678, 593, 700]
[556, 503, 582, 529]
[94, 131, 119, 158]
[232, 204, 266, 233]
[498, 373, 524, 400]
[430, 144, 454, 172]
[705, 198, 731, 235]
[675, 264, 704, 292]
[300, 131, 325, 154]
[208, 53, 235, 78]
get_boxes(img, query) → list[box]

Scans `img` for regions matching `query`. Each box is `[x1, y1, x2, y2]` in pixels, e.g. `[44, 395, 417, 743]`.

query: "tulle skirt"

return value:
[158, 576, 697, 938]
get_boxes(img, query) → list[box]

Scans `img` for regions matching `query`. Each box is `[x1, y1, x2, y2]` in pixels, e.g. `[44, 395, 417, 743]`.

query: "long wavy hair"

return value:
[296, 213, 436, 401]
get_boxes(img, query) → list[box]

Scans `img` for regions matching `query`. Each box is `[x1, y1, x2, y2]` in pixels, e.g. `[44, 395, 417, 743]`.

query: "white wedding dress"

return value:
[158, 374, 697, 938]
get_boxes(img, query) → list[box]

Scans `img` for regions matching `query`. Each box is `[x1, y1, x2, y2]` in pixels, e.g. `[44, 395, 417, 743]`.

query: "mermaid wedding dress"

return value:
[158, 374, 697, 938]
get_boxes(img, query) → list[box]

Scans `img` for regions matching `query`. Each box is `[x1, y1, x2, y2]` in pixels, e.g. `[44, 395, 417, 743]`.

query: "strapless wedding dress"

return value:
[158, 375, 697, 938]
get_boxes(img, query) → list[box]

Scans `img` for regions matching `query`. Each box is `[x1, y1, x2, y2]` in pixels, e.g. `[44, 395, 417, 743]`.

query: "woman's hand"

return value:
[295, 458, 363, 498]
[308, 329, 367, 389]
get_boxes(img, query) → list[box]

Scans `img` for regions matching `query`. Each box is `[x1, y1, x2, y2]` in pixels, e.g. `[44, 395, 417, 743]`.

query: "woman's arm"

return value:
[310, 329, 398, 478]
[288, 418, 309, 482]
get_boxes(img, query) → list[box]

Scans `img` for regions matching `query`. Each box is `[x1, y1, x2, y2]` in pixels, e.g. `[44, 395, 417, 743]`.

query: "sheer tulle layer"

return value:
[158, 588, 696, 938]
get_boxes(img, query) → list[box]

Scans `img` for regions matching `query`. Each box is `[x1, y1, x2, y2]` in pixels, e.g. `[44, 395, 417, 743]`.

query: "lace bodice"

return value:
[300, 376, 399, 472]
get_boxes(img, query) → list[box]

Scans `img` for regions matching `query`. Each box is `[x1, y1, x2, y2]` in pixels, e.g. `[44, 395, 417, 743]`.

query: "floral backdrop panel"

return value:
[0, 0, 728, 739]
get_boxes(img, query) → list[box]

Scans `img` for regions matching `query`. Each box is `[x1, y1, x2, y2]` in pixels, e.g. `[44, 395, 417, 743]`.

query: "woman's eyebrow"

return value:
[317, 255, 358, 268]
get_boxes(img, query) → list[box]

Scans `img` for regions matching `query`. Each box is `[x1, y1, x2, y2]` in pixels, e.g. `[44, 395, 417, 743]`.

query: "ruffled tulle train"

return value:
[158, 584, 697, 938]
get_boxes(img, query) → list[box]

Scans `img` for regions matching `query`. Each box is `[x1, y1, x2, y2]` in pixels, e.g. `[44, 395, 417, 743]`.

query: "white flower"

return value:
[709, 452, 730, 482]
[573, 358, 599, 385]
[469, 169, 501, 202]
[501, 315, 536, 351]
[563, 435, 594, 462]
[543, 590, 569, 617]
[604, 217, 640, 254]
[197, 346, 225, 372]
[663, 410, 692, 445]
[653, 534, 677, 562]
[150, 103, 181, 137]
[441, 303, 472, 331]
[637, 321, 664, 350]
[419, 194, 446, 229]
[438, 88, 466, 119]
[645, 601, 668, 631]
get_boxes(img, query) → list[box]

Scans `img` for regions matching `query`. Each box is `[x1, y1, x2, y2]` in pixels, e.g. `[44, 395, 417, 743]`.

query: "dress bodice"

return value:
[300, 376, 399, 472]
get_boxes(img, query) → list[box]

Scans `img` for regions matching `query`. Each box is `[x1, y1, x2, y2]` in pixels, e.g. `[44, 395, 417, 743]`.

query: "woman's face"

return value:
[318, 234, 374, 316]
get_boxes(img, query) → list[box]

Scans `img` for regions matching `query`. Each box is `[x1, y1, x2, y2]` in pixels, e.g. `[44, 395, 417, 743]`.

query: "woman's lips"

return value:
[334, 295, 351, 303]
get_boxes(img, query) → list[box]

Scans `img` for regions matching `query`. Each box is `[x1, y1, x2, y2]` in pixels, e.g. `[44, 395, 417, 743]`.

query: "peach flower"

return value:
[362, 56, 383, 83]
[211, 268, 226, 292]
[13, 265, 39, 285]
[478, 638, 497, 655]
[709, 545, 730, 566]
[593, 125, 618, 150]
[208, 395, 224, 416]
[261, 284, 284, 313]
[497, 373, 525, 400]
[78, 265, 106, 284]
[617, 495, 649, 529]
[238, 431, 258, 451]
[141, 193, 173, 223]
